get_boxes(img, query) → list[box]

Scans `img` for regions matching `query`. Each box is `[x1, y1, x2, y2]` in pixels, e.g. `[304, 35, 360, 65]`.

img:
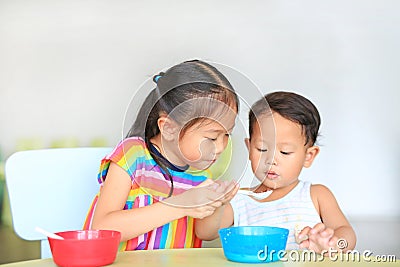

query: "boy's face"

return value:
[245, 112, 319, 190]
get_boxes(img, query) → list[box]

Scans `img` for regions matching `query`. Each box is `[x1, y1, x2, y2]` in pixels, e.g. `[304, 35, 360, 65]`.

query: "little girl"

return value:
[84, 60, 239, 250]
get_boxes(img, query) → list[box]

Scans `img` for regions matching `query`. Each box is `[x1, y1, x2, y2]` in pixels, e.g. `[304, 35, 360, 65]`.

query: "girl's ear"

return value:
[158, 115, 178, 141]
[303, 145, 320, 168]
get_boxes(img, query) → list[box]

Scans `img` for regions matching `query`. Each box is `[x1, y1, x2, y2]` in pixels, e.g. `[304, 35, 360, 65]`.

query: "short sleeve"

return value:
[97, 137, 148, 185]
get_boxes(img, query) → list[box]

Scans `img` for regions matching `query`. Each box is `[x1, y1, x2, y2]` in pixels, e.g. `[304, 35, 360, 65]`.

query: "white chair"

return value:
[5, 147, 112, 258]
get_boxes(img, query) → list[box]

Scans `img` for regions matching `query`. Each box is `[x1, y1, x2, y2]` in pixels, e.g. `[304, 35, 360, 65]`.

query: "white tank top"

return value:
[230, 180, 321, 249]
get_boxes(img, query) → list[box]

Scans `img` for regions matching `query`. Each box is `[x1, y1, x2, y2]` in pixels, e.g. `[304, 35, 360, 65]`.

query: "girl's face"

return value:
[245, 112, 319, 190]
[177, 110, 237, 170]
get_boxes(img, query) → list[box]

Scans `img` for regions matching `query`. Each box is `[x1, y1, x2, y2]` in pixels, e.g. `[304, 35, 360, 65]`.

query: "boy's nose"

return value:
[266, 157, 277, 166]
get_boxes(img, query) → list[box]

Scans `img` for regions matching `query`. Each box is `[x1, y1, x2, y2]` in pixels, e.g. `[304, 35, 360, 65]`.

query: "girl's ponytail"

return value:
[126, 87, 158, 139]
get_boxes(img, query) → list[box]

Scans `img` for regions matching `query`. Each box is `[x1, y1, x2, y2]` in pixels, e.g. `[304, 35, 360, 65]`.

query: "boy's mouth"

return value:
[266, 171, 279, 180]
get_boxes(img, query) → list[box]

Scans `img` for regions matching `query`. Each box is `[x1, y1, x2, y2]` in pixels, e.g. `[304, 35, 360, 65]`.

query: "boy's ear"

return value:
[158, 115, 178, 141]
[304, 145, 320, 168]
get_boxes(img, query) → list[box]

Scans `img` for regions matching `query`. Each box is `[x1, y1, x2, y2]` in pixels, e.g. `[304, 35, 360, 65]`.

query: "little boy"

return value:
[196, 91, 356, 254]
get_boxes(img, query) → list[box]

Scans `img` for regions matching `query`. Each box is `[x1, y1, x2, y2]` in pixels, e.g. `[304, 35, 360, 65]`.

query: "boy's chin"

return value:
[259, 179, 279, 190]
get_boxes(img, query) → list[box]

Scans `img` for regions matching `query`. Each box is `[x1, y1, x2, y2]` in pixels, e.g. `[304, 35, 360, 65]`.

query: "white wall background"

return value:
[1, 0, 399, 221]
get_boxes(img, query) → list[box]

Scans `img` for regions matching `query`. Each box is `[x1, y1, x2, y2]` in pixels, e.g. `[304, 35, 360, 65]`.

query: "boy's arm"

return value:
[195, 203, 234, 241]
[299, 184, 356, 252]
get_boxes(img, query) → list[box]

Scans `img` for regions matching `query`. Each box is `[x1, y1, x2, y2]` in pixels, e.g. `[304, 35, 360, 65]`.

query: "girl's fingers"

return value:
[209, 201, 223, 208]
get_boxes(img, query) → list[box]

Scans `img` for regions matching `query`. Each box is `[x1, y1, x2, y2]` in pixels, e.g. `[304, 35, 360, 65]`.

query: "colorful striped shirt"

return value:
[84, 137, 210, 250]
[230, 180, 321, 250]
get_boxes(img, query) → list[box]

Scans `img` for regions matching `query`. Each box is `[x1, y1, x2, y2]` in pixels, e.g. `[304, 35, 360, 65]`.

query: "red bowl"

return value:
[48, 230, 121, 267]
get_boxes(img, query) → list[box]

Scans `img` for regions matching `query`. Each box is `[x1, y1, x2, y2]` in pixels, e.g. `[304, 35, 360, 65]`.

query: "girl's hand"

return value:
[209, 180, 239, 205]
[163, 180, 238, 219]
[298, 223, 340, 254]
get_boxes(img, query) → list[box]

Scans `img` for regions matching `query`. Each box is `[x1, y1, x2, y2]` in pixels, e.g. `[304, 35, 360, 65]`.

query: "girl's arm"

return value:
[299, 184, 356, 253]
[91, 162, 220, 241]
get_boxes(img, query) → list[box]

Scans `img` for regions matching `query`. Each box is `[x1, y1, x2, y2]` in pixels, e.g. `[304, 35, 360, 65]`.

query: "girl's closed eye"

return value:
[280, 151, 292, 155]
[257, 148, 268, 152]
[207, 132, 231, 141]
[206, 136, 218, 141]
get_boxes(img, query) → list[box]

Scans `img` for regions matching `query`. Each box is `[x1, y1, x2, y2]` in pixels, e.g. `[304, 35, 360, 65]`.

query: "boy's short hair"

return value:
[249, 91, 321, 146]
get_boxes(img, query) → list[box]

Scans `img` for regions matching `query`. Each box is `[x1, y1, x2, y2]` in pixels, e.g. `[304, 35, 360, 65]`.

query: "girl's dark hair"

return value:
[249, 91, 320, 146]
[126, 59, 239, 196]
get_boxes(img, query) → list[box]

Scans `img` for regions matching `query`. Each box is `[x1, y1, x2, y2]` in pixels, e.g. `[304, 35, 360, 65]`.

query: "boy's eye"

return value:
[281, 151, 292, 155]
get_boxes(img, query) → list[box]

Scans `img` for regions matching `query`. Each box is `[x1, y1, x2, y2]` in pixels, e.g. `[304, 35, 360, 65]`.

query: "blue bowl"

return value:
[219, 226, 289, 263]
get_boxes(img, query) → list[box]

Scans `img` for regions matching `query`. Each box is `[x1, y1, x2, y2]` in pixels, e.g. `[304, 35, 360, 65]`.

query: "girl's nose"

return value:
[215, 138, 226, 155]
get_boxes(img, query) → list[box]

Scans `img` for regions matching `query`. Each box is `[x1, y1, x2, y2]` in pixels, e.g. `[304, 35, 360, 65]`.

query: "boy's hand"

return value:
[298, 223, 340, 254]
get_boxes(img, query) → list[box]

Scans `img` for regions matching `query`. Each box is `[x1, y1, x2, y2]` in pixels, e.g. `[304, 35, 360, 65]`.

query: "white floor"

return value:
[203, 217, 400, 259]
